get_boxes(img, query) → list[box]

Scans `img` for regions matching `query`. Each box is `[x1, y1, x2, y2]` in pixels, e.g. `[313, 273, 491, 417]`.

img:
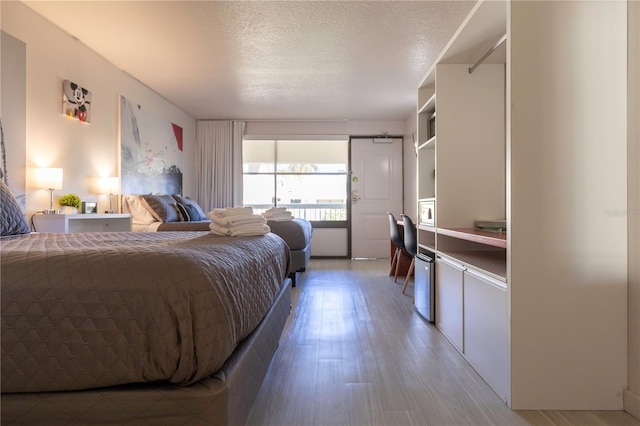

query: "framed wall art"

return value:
[119, 95, 183, 195]
[62, 79, 92, 122]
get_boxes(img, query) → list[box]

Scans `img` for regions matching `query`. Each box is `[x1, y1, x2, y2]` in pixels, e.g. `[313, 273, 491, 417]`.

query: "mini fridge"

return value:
[414, 253, 435, 322]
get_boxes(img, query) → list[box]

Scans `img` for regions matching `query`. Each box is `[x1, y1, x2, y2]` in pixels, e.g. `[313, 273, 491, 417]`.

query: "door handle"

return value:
[351, 189, 361, 203]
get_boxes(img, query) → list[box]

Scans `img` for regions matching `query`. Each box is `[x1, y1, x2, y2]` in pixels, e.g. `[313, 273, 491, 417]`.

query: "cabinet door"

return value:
[463, 268, 509, 403]
[435, 256, 464, 351]
[33, 215, 67, 233]
[102, 218, 131, 232]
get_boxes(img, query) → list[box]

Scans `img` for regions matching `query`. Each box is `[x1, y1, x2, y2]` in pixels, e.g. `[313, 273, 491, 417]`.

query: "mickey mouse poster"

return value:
[62, 80, 92, 122]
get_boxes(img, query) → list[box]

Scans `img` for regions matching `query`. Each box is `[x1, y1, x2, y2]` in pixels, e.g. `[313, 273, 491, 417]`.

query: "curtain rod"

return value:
[469, 34, 507, 74]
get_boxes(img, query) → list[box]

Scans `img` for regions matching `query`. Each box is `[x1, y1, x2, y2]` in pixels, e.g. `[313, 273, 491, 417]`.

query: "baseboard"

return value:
[624, 389, 640, 421]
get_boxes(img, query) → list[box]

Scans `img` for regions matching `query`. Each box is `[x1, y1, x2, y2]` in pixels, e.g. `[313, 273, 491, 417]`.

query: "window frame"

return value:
[242, 137, 349, 227]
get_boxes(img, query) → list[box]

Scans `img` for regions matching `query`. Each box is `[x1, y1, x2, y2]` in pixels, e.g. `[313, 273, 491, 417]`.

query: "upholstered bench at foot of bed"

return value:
[267, 218, 312, 287]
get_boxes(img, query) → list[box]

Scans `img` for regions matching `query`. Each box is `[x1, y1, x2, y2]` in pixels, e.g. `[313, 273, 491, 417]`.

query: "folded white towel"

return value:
[267, 215, 294, 222]
[262, 211, 293, 219]
[263, 211, 294, 222]
[262, 210, 291, 216]
[231, 223, 270, 236]
[213, 214, 267, 227]
[210, 222, 271, 236]
[264, 207, 287, 214]
[209, 206, 254, 218]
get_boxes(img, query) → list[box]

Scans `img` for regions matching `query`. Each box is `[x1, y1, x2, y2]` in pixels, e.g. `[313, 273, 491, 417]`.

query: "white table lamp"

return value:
[35, 168, 63, 214]
[101, 176, 119, 213]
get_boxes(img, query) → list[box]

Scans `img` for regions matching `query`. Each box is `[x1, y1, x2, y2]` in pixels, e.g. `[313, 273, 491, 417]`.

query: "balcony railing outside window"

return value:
[251, 203, 347, 221]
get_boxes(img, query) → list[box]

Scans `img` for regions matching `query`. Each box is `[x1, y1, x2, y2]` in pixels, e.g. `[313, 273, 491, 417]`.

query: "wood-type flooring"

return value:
[247, 259, 639, 426]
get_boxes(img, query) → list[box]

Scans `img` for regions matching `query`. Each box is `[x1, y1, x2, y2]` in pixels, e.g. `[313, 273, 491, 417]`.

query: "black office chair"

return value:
[400, 214, 417, 294]
[387, 212, 405, 283]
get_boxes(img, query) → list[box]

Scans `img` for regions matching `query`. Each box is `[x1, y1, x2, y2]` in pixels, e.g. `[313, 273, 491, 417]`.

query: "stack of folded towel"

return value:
[261, 206, 294, 222]
[208, 206, 270, 236]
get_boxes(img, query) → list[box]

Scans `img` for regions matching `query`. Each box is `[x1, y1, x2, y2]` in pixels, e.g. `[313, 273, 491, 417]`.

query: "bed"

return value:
[267, 218, 312, 286]
[0, 182, 292, 425]
[121, 194, 313, 286]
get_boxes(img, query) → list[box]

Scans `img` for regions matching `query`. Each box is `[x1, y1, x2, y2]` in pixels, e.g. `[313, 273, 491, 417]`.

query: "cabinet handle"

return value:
[436, 255, 466, 271]
[464, 267, 507, 290]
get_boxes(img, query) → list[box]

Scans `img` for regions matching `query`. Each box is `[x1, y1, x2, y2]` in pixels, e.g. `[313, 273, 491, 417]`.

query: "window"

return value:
[243, 139, 348, 222]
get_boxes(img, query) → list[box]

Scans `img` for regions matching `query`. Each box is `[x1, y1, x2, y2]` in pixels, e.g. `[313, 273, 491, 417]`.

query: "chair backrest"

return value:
[387, 212, 404, 249]
[401, 214, 417, 257]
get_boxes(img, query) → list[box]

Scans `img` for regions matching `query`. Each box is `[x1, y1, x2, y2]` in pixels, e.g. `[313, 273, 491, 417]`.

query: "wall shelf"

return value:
[418, 136, 436, 150]
[418, 224, 436, 233]
[437, 227, 506, 249]
[439, 250, 507, 281]
[418, 93, 436, 114]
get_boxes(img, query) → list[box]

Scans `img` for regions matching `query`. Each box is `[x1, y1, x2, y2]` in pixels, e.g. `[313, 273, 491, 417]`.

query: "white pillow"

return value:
[123, 194, 157, 225]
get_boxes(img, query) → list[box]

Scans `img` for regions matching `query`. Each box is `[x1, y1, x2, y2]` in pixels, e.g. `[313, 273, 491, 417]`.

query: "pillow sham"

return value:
[122, 194, 156, 225]
[172, 194, 207, 220]
[175, 203, 191, 221]
[0, 180, 30, 236]
[182, 203, 202, 221]
[141, 194, 180, 222]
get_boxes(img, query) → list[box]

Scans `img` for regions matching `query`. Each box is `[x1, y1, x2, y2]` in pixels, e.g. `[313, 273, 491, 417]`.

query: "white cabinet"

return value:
[417, 0, 628, 410]
[33, 214, 132, 233]
[435, 256, 464, 352]
[419, 0, 509, 404]
[435, 255, 509, 404]
[463, 268, 509, 404]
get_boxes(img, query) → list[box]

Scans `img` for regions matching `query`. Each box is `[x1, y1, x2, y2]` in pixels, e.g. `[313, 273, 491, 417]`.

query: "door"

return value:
[350, 137, 403, 258]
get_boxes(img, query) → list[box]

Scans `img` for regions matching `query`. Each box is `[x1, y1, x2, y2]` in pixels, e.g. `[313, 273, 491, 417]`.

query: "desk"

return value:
[390, 220, 413, 277]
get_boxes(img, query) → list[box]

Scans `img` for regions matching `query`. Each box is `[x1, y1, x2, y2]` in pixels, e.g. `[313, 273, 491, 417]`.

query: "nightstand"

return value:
[33, 213, 132, 233]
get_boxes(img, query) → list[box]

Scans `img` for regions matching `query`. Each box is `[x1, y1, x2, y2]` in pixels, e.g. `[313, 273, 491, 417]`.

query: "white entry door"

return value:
[350, 137, 403, 258]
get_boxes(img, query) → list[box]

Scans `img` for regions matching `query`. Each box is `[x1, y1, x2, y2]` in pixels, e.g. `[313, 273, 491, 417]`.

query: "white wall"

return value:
[245, 120, 404, 137]
[626, 0, 640, 419]
[1, 2, 196, 217]
[1, 30, 27, 209]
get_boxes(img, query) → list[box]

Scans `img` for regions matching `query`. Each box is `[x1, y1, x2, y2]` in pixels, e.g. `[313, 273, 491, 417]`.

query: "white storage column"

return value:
[508, 0, 628, 409]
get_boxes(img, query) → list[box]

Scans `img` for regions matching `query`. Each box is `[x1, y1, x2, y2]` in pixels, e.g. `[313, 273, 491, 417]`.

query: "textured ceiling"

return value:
[23, 1, 475, 121]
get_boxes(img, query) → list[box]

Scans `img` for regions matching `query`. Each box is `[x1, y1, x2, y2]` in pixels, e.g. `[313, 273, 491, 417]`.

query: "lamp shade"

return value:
[100, 176, 119, 194]
[34, 168, 63, 190]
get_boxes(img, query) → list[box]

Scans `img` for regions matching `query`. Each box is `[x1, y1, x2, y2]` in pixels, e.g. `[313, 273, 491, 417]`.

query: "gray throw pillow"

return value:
[175, 203, 191, 221]
[140, 194, 181, 222]
[0, 180, 30, 236]
[172, 194, 207, 220]
[182, 203, 201, 221]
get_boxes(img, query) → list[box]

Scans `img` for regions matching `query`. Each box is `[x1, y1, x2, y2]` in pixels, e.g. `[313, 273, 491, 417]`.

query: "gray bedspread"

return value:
[1, 231, 290, 394]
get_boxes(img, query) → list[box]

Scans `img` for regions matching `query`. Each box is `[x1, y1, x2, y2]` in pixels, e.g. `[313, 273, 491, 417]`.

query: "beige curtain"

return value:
[196, 120, 245, 212]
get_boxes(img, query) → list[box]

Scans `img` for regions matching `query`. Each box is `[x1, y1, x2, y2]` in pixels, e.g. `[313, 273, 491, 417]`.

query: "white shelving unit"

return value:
[416, 0, 628, 410]
[33, 213, 132, 233]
